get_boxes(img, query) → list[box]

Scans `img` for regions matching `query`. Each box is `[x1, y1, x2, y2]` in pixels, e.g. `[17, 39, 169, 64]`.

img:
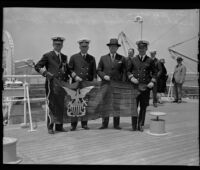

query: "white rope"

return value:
[46, 79, 52, 125]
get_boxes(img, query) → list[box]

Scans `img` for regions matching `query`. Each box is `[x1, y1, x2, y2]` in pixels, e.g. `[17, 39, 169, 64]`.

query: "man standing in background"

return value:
[150, 50, 162, 107]
[172, 57, 186, 103]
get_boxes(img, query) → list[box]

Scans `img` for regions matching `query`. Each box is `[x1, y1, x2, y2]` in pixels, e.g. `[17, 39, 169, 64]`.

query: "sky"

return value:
[3, 8, 199, 74]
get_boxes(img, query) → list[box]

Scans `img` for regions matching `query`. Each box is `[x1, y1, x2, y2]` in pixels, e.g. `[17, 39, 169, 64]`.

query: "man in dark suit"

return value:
[69, 39, 97, 131]
[150, 50, 162, 107]
[35, 37, 71, 134]
[127, 40, 156, 132]
[125, 48, 135, 81]
[97, 38, 126, 130]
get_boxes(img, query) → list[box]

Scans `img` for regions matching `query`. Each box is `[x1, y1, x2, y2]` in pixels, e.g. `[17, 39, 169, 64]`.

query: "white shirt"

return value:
[54, 50, 61, 63]
[139, 55, 146, 61]
[110, 53, 116, 61]
[81, 53, 87, 58]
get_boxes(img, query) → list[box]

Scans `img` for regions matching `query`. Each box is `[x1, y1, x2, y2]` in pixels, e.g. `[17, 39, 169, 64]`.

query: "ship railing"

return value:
[3, 75, 48, 132]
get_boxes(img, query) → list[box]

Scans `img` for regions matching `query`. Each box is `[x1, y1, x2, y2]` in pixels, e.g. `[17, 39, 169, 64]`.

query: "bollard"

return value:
[146, 112, 169, 136]
[3, 137, 22, 164]
[150, 118, 166, 134]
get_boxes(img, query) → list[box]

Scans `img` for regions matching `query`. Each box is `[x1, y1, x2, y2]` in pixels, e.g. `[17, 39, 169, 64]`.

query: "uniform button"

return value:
[80, 73, 82, 74]
[86, 73, 88, 75]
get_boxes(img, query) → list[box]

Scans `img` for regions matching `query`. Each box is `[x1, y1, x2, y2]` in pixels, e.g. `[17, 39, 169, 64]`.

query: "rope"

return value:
[46, 79, 52, 125]
[151, 15, 189, 46]
[169, 50, 198, 73]
[169, 36, 198, 49]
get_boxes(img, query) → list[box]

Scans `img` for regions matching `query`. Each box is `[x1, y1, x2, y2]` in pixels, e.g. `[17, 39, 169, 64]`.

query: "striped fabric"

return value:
[53, 79, 140, 123]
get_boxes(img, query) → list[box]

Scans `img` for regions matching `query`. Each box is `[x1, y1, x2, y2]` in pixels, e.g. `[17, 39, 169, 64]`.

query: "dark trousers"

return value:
[45, 80, 64, 131]
[101, 117, 120, 127]
[47, 115, 63, 130]
[71, 120, 88, 128]
[132, 89, 149, 127]
[152, 82, 157, 103]
[174, 83, 183, 101]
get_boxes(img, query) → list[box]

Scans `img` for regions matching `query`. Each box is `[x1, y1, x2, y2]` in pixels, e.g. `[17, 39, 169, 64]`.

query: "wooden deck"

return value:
[3, 98, 199, 165]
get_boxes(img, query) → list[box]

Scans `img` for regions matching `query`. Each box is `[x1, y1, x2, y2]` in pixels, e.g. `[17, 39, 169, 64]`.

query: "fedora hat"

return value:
[176, 57, 183, 61]
[107, 38, 121, 47]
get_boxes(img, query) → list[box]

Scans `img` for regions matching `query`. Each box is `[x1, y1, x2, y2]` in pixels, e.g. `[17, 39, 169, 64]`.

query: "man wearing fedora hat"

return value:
[172, 57, 186, 103]
[35, 36, 71, 134]
[127, 40, 157, 131]
[97, 38, 126, 130]
[68, 38, 97, 131]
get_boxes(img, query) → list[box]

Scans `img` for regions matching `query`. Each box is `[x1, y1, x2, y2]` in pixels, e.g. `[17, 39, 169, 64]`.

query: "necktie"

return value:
[111, 54, 115, 62]
[58, 53, 61, 64]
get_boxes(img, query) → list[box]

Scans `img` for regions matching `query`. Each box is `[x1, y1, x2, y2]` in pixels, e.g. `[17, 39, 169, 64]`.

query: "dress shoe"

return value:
[153, 103, 157, 107]
[55, 128, 68, 132]
[82, 126, 90, 130]
[132, 126, 137, 131]
[99, 126, 107, 129]
[48, 129, 54, 134]
[70, 127, 76, 131]
[172, 100, 178, 103]
[114, 126, 122, 130]
[178, 100, 182, 103]
[137, 125, 144, 132]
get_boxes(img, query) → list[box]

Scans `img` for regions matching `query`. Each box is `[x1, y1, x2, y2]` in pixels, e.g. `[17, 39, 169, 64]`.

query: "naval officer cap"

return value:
[78, 39, 90, 46]
[51, 37, 65, 42]
[150, 50, 157, 54]
[136, 40, 149, 48]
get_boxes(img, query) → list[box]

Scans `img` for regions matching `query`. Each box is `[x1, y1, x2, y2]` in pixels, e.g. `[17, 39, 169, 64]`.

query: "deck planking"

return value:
[3, 98, 199, 165]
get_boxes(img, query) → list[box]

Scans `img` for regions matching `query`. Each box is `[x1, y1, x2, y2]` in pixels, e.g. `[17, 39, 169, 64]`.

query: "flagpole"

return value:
[134, 16, 143, 40]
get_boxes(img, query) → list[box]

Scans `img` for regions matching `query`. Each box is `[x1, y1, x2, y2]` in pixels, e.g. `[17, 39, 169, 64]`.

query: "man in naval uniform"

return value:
[35, 37, 71, 134]
[127, 40, 157, 131]
[97, 38, 126, 130]
[69, 39, 97, 131]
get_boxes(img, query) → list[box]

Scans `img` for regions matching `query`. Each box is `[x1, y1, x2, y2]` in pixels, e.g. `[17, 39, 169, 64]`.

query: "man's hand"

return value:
[104, 75, 110, 81]
[46, 72, 54, 80]
[75, 76, 82, 82]
[130, 77, 139, 84]
[147, 82, 154, 88]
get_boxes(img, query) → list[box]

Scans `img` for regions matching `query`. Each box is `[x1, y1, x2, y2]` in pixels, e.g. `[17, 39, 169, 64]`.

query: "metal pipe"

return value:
[4, 75, 42, 78]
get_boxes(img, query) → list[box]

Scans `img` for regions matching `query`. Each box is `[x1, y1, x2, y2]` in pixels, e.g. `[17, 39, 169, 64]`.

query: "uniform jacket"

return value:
[35, 50, 71, 82]
[34, 50, 71, 124]
[173, 64, 186, 84]
[151, 57, 162, 78]
[69, 52, 97, 81]
[127, 55, 157, 85]
[97, 53, 126, 82]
